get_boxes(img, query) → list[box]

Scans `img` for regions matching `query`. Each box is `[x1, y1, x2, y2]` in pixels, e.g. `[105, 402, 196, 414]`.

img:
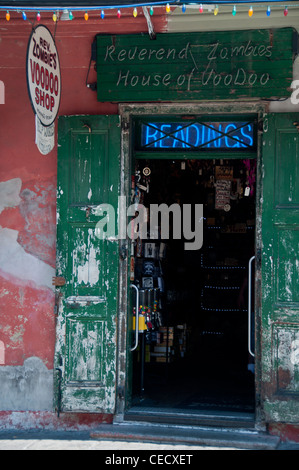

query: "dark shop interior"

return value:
[130, 157, 256, 414]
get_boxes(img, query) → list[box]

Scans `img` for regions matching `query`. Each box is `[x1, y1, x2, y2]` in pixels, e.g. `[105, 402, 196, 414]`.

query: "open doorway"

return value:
[129, 156, 256, 416]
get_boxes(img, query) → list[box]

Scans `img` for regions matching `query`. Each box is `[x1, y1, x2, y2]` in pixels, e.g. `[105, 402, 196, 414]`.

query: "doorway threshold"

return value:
[124, 406, 255, 429]
[92, 418, 279, 449]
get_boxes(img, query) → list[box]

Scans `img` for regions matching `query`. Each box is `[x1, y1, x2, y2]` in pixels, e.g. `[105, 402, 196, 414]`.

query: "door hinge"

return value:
[257, 119, 264, 134]
[54, 292, 63, 316]
[117, 386, 125, 400]
[256, 248, 262, 265]
[119, 242, 128, 260]
[121, 119, 130, 132]
[263, 118, 268, 133]
[55, 364, 63, 418]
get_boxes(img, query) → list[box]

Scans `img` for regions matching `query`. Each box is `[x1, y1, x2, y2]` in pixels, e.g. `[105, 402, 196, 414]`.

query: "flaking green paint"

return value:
[54, 115, 121, 413]
[261, 113, 299, 423]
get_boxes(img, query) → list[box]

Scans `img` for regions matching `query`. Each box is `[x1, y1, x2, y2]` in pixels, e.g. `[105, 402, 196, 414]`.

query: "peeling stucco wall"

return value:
[0, 178, 21, 214]
[0, 177, 56, 411]
[0, 13, 123, 415]
[0, 357, 53, 411]
[0, 227, 55, 290]
[0, 14, 121, 415]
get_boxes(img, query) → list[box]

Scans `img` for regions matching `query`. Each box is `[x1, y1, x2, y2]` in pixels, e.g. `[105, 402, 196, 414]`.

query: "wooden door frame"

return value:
[115, 101, 266, 429]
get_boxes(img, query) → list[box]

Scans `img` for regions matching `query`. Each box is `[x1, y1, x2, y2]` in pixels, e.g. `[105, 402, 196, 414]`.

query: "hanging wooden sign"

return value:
[26, 25, 61, 126]
[97, 28, 296, 102]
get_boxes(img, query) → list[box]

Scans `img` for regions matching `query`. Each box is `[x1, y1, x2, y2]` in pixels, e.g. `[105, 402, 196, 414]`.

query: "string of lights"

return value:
[0, 1, 171, 11]
[0, 2, 297, 21]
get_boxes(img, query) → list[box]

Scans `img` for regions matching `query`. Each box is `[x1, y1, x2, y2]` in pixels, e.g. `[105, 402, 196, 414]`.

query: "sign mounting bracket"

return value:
[142, 6, 156, 40]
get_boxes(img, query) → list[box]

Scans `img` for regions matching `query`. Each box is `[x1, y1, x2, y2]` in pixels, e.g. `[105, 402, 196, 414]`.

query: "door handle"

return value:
[248, 256, 255, 358]
[130, 284, 139, 352]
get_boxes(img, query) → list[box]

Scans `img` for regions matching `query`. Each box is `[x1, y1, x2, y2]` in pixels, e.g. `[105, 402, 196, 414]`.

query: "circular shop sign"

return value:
[26, 25, 61, 126]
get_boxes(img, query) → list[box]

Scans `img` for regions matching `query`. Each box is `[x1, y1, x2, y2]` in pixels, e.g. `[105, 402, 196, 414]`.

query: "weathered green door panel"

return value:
[66, 318, 104, 383]
[54, 115, 120, 413]
[261, 113, 299, 423]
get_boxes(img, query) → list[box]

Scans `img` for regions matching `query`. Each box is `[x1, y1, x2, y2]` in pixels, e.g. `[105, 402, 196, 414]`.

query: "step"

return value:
[90, 421, 280, 450]
[124, 406, 255, 428]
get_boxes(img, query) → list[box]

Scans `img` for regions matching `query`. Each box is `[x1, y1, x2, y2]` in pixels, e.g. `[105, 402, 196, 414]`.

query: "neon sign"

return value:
[141, 121, 254, 150]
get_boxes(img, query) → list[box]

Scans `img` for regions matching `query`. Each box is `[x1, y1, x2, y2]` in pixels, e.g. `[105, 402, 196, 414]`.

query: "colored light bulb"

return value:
[248, 6, 253, 17]
[69, 11, 73, 20]
[182, 4, 186, 13]
[117, 9, 121, 18]
[100, 10, 105, 19]
[149, 6, 154, 15]
[166, 3, 171, 13]
[284, 7, 288, 16]
[53, 12, 57, 22]
[6, 10, 10, 21]
[36, 11, 41, 21]
[84, 11, 88, 21]
[199, 4, 203, 13]
[232, 5, 236, 16]
[214, 5, 219, 15]
[133, 7, 137, 17]
[266, 6, 271, 16]
[22, 11, 27, 20]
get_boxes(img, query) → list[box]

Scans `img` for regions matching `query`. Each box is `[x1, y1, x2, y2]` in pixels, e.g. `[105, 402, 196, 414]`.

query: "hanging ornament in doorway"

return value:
[143, 167, 151, 177]
[244, 187, 251, 197]
[243, 159, 256, 197]
[140, 167, 151, 193]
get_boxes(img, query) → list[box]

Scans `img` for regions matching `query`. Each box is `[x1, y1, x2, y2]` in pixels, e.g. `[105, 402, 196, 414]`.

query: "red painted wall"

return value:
[0, 9, 167, 369]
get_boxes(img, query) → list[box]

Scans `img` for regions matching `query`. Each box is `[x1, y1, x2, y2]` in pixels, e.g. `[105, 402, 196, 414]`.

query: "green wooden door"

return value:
[261, 113, 299, 423]
[54, 115, 120, 413]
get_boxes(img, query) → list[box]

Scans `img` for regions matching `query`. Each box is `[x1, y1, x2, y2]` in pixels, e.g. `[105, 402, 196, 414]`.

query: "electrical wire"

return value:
[0, 1, 175, 12]
[1, 0, 299, 12]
